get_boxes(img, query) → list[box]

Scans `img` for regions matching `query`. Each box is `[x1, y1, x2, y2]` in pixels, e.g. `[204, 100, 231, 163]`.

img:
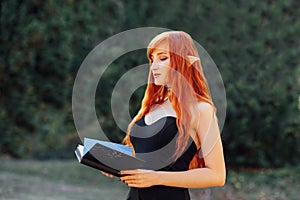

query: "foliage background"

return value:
[0, 0, 299, 168]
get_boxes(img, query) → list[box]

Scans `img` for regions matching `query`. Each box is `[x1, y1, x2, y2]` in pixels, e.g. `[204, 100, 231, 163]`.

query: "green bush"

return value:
[1, 0, 299, 167]
[102, 0, 300, 167]
[0, 0, 122, 158]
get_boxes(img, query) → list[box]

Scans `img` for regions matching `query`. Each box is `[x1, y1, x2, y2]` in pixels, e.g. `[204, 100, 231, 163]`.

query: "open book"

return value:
[74, 138, 145, 177]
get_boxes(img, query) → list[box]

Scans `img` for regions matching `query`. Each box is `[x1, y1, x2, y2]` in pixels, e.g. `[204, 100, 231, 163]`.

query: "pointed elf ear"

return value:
[188, 55, 200, 66]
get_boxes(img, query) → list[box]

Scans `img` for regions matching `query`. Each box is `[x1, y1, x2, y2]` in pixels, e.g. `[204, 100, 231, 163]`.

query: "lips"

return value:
[153, 73, 160, 78]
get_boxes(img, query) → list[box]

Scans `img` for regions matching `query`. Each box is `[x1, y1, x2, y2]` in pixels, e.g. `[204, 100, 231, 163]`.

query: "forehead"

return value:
[151, 41, 169, 55]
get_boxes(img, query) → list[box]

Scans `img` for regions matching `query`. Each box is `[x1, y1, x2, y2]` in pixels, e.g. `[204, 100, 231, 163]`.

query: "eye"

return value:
[160, 57, 168, 61]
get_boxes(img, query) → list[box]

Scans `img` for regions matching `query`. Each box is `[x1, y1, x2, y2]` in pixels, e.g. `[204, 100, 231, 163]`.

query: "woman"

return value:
[104, 31, 226, 200]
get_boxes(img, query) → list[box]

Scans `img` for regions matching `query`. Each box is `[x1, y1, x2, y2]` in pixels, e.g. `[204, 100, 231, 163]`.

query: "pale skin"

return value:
[102, 42, 226, 188]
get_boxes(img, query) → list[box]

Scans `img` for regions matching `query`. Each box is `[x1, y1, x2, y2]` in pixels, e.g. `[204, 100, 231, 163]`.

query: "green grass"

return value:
[0, 159, 299, 200]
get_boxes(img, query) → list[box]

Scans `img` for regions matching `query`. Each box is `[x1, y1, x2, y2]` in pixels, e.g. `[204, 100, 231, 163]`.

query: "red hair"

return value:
[123, 31, 213, 169]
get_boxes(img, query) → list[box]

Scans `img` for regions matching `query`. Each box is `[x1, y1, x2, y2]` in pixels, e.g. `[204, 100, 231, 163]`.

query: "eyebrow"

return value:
[149, 51, 168, 58]
[157, 52, 168, 55]
[151, 51, 168, 56]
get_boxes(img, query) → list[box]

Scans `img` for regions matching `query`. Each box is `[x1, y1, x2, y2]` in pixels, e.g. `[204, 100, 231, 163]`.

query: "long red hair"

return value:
[123, 31, 213, 169]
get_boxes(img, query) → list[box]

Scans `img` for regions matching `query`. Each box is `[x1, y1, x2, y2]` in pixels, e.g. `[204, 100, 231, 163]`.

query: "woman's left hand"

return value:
[120, 169, 160, 188]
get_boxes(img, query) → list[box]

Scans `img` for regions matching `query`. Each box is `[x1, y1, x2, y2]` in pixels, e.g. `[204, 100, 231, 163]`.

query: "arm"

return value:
[121, 103, 226, 188]
[157, 137, 225, 188]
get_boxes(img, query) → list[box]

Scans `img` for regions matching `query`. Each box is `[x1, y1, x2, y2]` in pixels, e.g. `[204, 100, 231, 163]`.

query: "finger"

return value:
[120, 174, 136, 182]
[101, 171, 114, 178]
[120, 170, 138, 175]
[126, 181, 147, 188]
[122, 177, 149, 188]
[123, 179, 139, 185]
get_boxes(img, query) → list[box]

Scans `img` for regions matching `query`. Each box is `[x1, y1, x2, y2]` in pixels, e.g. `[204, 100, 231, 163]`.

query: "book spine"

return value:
[81, 158, 121, 177]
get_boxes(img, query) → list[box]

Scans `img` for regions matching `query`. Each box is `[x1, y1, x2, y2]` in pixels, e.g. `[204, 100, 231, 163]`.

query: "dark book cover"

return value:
[74, 138, 145, 177]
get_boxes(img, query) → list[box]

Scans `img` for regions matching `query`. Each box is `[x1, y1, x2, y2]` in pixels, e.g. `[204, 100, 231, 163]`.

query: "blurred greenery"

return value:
[0, 0, 299, 168]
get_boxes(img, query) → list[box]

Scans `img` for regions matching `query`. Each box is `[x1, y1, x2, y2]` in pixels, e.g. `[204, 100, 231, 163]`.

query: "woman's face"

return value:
[149, 42, 170, 86]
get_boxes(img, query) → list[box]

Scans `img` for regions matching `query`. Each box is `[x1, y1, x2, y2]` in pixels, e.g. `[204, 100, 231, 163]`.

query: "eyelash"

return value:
[149, 56, 168, 62]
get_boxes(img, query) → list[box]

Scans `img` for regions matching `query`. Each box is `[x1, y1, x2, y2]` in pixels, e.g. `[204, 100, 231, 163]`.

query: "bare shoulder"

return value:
[196, 102, 214, 115]
[190, 101, 214, 126]
[190, 102, 216, 146]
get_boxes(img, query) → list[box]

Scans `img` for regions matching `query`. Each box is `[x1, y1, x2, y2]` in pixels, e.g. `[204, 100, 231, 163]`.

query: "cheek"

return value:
[162, 68, 170, 82]
[164, 60, 170, 67]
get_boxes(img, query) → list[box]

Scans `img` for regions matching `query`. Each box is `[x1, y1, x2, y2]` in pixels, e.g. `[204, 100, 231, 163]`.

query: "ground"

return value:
[0, 159, 299, 200]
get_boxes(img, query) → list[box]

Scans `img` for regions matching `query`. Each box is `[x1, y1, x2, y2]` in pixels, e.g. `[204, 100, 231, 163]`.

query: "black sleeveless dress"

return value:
[126, 116, 197, 200]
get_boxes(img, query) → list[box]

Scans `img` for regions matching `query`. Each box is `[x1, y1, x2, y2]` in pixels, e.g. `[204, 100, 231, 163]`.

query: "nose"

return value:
[151, 63, 158, 71]
[151, 58, 159, 71]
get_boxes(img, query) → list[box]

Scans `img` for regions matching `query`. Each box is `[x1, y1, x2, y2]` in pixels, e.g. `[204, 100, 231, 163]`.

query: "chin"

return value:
[154, 81, 164, 86]
[153, 78, 166, 86]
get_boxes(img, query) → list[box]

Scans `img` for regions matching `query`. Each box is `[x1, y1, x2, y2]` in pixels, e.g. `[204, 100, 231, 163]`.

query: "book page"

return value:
[83, 138, 132, 156]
